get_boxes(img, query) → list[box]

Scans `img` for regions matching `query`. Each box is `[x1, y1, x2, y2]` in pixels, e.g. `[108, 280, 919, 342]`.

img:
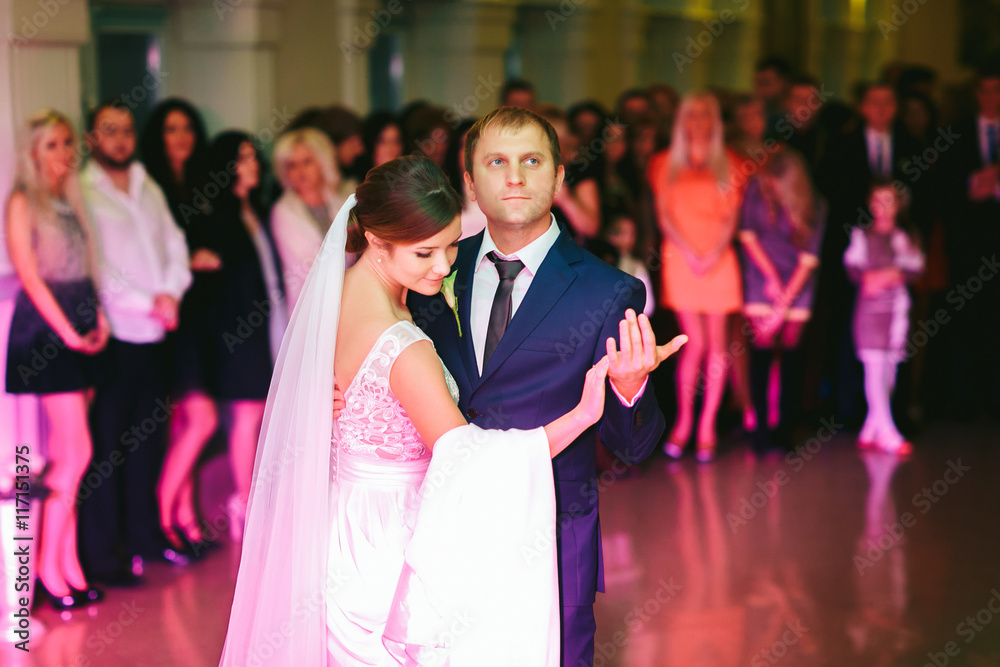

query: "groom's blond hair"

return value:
[463, 106, 561, 178]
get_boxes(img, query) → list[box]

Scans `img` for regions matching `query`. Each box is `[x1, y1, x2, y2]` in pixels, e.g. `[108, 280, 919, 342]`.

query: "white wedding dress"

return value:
[220, 195, 560, 667]
[326, 320, 455, 664]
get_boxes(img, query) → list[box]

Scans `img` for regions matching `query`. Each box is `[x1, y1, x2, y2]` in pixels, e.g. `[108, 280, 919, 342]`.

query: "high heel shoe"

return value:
[663, 430, 689, 459]
[663, 441, 686, 459]
[695, 441, 716, 463]
[177, 525, 219, 560]
[34, 579, 85, 611]
[70, 584, 104, 605]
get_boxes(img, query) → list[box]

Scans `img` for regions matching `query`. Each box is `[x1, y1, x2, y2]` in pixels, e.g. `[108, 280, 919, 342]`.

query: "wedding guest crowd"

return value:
[5, 53, 997, 611]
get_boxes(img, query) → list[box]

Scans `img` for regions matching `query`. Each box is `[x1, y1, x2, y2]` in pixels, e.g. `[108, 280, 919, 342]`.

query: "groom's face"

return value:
[465, 124, 564, 230]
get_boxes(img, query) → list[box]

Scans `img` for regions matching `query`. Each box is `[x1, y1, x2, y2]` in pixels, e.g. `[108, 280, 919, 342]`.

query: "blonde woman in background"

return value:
[4, 110, 110, 609]
[648, 92, 746, 462]
[271, 128, 350, 310]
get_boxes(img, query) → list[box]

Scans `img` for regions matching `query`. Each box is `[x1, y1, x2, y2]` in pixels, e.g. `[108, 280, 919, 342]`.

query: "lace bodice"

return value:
[336, 320, 459, 461]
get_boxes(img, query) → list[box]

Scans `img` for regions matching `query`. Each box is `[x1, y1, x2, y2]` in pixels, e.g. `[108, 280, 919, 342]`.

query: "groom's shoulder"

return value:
[571, 244, 643, 297]
[457, 232, 484, 258]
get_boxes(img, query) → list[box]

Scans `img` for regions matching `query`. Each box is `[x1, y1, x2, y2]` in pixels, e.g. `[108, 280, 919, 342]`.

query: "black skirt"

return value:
[5, 279, 107, 394]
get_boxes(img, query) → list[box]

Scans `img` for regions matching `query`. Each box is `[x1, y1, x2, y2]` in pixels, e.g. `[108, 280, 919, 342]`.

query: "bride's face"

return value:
[380, 215, 462, 295]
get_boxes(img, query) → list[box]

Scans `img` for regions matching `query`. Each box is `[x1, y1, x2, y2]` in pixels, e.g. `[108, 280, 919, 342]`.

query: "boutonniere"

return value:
[440, 270, 461, 336]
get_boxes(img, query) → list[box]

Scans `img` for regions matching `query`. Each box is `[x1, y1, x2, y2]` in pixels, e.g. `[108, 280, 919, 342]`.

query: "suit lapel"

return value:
[455, 232, 482, 385]
[475, 229, 581, 390]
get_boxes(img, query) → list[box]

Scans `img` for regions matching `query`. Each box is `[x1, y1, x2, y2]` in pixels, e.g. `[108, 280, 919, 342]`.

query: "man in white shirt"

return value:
[78, 102, 192, 586]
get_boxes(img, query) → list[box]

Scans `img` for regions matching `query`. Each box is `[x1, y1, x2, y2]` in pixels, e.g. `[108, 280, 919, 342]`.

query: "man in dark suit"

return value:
[940, 66, 1000, 417]
[410, 107, 676, 667]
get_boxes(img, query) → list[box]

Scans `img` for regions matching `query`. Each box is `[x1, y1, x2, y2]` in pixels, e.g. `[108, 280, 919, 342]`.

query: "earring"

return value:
[377, 254, 383, 263]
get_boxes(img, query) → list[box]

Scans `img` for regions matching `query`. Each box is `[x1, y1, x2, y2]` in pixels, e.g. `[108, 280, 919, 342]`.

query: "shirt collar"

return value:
[475, 214, 560, 277]
[84, 160, 148, 200]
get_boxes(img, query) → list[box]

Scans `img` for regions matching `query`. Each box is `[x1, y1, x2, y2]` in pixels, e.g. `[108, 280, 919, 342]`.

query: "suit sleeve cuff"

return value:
[611, 377, 648, 408]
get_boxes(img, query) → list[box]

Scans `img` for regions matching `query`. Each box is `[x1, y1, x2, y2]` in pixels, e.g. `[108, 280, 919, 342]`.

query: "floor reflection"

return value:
[596, 423, 1000, 667]
[2, 424, 999, 666]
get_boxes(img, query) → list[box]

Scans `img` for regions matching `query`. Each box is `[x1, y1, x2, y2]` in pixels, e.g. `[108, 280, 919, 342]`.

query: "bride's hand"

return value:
[575, 356, 611, 428]
[332, 382, 345, 420]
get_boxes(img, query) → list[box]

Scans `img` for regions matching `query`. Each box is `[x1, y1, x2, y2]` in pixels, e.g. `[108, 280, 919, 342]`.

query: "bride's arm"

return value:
[391, 342, 610, 458]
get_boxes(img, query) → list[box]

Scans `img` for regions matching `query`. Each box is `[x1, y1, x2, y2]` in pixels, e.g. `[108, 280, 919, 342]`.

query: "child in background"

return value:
[605, 214, 655, 317]
[844, 182, 925, 456]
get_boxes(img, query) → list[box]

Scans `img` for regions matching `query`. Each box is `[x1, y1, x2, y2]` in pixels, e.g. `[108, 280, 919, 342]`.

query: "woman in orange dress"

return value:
[648, 91, 746, 461]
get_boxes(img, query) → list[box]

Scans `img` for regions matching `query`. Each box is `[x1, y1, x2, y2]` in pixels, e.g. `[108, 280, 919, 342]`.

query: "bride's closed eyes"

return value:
[416, 241, 459, 259]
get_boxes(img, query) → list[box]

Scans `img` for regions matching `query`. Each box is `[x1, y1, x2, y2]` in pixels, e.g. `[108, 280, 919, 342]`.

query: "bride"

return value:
[219, 155, 662, 666]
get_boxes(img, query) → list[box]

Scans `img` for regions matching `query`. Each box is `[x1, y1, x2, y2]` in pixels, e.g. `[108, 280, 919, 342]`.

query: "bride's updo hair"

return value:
[346, 155, 463, 253]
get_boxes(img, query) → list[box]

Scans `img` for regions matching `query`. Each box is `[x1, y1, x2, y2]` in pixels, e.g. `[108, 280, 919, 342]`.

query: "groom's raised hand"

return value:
[606, 309, 687, 404]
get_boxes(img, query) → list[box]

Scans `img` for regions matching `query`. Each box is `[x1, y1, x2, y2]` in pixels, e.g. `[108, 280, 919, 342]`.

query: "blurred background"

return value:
[3, 1, 1000, 666]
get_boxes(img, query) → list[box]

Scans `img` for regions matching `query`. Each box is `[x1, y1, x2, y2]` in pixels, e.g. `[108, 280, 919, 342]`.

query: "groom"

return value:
[409, 106, 668, 666]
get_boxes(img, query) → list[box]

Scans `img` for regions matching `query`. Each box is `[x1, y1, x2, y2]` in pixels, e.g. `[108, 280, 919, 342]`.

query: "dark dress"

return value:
[738, 178, 826, 318]
[210, 199, 285, 401]
[160, 181, 225, 397]
[5, 195, 106, 394]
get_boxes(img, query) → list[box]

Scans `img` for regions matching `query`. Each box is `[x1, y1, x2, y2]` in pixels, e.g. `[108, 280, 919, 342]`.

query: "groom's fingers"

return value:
[606, 335, 621, 368]
[626, 310, 642, 367]
[655, 334, 688, 361]
[618, 316, 633, 365]
[638, 314, 657, 367]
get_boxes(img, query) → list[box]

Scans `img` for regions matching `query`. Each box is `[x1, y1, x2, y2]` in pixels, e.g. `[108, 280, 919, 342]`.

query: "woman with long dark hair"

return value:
[141, 99, 224, 554]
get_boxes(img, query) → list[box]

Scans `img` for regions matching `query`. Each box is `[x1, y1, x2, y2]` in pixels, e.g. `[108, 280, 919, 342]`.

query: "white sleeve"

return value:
[272, 200, 322, 310]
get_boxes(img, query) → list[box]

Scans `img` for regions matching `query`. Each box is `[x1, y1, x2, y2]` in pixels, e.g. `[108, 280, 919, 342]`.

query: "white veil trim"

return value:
[219, 195, 355, 667]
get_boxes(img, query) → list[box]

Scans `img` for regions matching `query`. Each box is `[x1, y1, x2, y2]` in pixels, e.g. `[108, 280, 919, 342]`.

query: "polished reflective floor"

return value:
[4, 422, 1000, 666]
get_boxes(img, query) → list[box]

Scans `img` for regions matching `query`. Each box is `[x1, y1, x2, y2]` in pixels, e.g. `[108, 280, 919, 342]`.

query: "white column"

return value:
[167, 0, 283, 140]
[404, 1, 515, 115]
[0, 2, 48, 652]
[517, 2, 595, 106]
[274, 0, 380, 117]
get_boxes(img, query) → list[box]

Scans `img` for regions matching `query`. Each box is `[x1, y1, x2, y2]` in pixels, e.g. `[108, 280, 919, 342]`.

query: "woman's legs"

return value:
[228, 399, 266, 540]
[696, 313, 730, 446]
[157, 392, 218, 546]
[775, 321, 806, 448]
[729, 314, 756, 430]
[39, 391, 93, 594]
[671, 311, 706, 446]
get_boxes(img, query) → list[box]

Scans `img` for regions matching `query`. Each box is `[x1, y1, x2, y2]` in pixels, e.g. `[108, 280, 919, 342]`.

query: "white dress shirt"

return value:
[865, 127, 892, 178]
[470, 216, 645, 405]
[81, 161, 192, 344]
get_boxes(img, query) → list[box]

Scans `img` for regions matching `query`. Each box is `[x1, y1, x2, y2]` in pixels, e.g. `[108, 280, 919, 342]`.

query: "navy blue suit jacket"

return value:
[409, 226, 665, 607]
